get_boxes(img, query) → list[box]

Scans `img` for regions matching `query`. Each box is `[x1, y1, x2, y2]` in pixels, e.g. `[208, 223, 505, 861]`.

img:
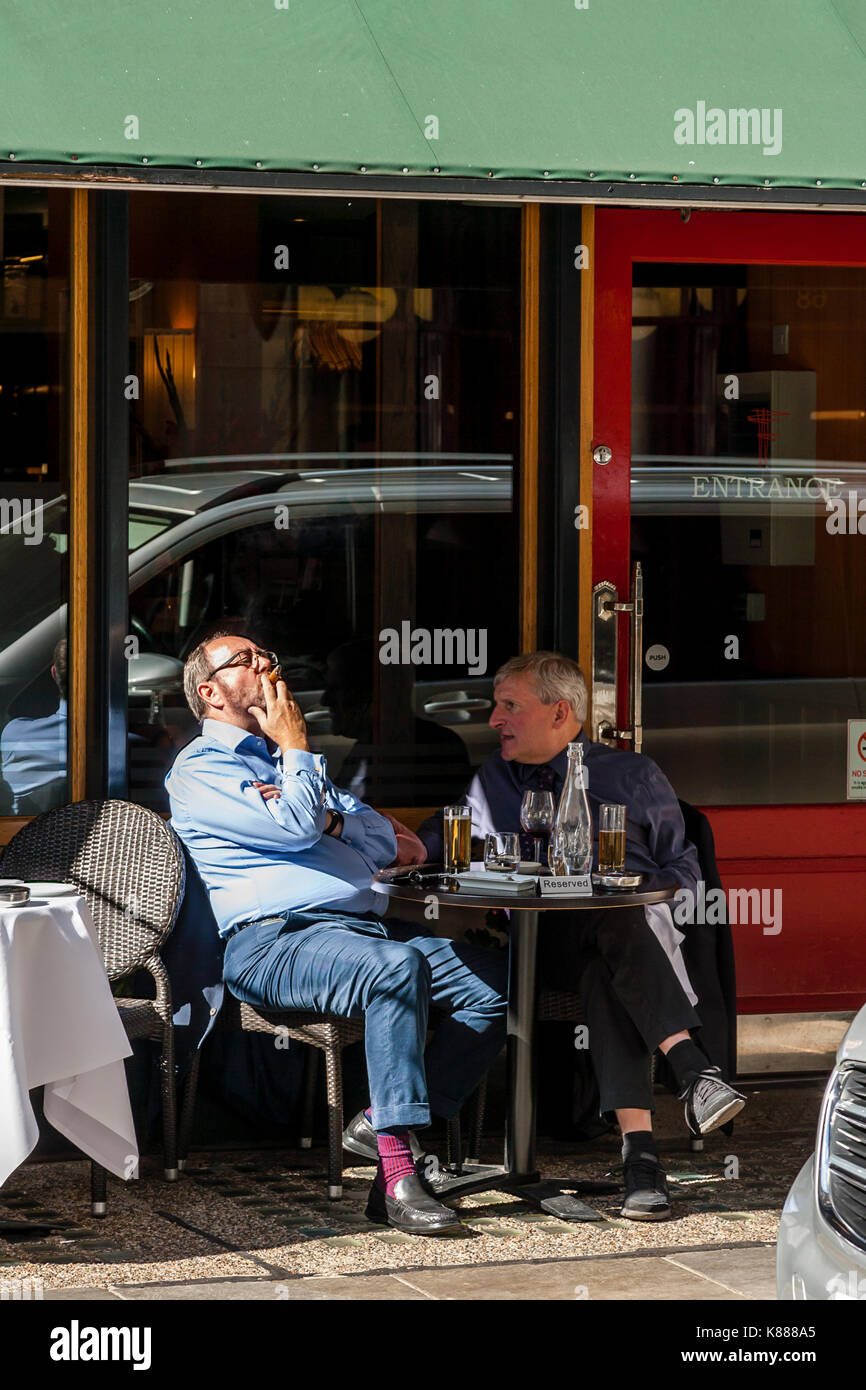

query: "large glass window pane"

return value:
[0, 190, 70, 817]
[632, 263, 866, 803]
[128, 193, 520, 812]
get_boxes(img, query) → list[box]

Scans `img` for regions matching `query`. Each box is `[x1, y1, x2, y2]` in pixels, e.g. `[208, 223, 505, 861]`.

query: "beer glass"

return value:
[598, 803, 627, 873]
[444, 805, 471, 875]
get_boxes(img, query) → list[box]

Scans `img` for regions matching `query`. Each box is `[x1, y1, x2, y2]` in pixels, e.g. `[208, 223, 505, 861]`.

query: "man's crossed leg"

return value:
[223, 909, 507, 1234]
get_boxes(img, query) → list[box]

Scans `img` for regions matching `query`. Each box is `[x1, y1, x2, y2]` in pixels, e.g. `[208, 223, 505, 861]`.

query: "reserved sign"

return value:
[539, 874, 592, 897]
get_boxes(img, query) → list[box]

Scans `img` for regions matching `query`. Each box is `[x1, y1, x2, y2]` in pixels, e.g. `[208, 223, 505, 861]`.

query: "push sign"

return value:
[847, 720, 866, 801]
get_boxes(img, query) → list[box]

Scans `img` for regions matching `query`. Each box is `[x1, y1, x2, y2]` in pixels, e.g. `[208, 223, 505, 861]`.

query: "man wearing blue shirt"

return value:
[417, 651, 745, 1222]
[0, 639, 68, 814]
[167, 632, 507, 1235]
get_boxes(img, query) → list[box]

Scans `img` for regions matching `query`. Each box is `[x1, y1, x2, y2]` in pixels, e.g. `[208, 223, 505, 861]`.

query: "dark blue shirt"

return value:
[417, 729, 700, 896]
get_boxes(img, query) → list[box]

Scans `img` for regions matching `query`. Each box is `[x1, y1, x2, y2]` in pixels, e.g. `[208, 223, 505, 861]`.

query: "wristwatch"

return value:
[325, 809, 344, 838]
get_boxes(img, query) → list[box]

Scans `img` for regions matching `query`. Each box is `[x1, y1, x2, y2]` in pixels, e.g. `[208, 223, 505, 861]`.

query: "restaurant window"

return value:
[127, 193, 520, 812]
[632, 262, 866, 803]
[0, 189, 70, 822]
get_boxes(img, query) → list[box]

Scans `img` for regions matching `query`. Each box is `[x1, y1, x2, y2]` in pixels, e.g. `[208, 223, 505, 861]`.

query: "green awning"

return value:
[4, 0, 866, 188]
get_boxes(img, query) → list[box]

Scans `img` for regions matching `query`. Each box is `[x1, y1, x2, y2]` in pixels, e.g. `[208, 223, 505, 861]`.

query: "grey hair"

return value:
[183, 629, 246, 721]
[493, 651, 588, 722]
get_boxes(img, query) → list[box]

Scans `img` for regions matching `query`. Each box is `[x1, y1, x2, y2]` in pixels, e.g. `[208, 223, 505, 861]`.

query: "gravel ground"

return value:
[0, 1083, 820, 1293]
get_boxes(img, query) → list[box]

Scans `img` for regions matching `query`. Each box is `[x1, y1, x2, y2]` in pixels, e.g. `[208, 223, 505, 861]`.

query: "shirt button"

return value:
[209, 1008, 217, 1015]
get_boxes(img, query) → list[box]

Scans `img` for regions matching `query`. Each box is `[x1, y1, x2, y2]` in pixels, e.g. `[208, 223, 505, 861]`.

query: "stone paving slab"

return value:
[43, 1243, 778, 1301]
[665, 1244, 778, 1300]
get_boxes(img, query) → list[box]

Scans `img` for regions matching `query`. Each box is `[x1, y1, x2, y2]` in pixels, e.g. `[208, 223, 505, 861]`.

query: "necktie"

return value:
[534, 764, 557, 792]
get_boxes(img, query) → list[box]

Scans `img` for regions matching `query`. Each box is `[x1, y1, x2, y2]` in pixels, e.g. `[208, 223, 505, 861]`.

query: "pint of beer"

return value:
[598, 803, 627, 873]
[444, 805, 471, 874]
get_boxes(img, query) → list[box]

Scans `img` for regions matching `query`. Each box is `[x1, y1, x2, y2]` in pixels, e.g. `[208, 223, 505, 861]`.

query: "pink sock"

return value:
[375, 1131, 415, 1196]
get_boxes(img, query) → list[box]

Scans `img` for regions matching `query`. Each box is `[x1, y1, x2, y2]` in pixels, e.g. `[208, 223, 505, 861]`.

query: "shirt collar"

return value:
[509, 729, 589, 786]
[201, 718, 274, 757]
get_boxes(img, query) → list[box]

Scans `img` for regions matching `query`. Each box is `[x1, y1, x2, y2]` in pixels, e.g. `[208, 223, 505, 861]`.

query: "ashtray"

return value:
[0, 885, 31, 904]
[591, 871, 643, 892]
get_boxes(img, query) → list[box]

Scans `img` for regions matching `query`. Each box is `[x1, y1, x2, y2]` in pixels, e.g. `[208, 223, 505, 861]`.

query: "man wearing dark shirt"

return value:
[415, 651, 745, 1221]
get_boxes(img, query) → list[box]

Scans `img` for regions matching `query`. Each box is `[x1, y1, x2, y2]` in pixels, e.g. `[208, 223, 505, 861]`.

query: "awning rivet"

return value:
[255, 161, 262, 169]
[7, 153, 15, 160]
[816, 180, 822, 186]
[142, 157, 149, 164]
[195, 159, 202, 167]
[543, 171, 550, 177]
[360, 165, 367, 172]
[629, 173, 636, 179]
[402, 167, 409, 173]
[433, 167, 440, 173]
[313, 164, 319, 170]
[713, 177, 720, 183]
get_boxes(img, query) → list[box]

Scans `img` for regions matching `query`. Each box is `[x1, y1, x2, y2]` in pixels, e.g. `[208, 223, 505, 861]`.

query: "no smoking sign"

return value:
[847, 720, 866, 801]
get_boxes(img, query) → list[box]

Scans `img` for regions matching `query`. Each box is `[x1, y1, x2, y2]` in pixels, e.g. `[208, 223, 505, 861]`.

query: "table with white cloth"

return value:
[0, 891, 139, 1192]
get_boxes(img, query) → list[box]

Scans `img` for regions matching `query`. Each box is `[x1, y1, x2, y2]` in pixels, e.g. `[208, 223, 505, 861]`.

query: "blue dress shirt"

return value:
[0, 700, 67, 812]
[418, 728, 700, 897]
[166, 719, 398, 937]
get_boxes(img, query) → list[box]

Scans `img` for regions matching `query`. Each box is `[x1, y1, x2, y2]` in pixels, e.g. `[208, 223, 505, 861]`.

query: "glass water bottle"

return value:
[551, 741, 593, 876]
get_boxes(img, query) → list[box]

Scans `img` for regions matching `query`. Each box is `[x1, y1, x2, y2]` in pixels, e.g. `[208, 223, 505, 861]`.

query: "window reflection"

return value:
[632, 263, 866, 804]
[0, 189, 70, 816]
[128, 195, 520, 810]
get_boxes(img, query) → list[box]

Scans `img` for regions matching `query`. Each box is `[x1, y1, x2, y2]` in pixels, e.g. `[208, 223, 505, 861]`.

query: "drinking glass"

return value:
[443, 805, 471, 875]
[484, 832, 521, 873]
[520, 790, 555, 864]
[598, 803, 627, 873]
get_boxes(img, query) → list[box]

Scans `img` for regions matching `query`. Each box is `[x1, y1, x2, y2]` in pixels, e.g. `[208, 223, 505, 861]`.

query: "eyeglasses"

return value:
[204, 647, 278, 681]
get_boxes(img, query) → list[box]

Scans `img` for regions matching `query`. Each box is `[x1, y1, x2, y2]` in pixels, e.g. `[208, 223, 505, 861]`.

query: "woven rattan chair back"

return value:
[0, 799, 185, 980]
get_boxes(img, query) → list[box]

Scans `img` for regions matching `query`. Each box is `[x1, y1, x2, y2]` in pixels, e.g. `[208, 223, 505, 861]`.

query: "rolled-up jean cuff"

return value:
[371, 1103, 431, 1132]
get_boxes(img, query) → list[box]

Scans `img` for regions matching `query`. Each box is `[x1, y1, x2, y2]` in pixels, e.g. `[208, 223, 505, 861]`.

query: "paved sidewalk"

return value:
[1, 1081, 818, 1300]
[44, 1241, 777, 1300]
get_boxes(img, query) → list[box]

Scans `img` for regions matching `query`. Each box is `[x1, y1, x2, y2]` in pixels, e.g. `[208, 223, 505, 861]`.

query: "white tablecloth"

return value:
[0, 894, 138, 1187]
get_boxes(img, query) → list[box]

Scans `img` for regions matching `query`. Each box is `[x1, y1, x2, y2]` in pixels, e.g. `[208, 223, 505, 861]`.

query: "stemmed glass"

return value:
[520, 790, 555, 865]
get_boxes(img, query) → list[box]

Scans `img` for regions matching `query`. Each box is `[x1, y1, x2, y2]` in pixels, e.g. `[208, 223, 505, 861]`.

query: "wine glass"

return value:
[520, 790, 555, 865]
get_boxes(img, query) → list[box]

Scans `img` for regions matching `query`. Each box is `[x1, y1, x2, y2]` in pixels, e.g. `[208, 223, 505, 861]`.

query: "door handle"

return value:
[591, 561, 644, 752]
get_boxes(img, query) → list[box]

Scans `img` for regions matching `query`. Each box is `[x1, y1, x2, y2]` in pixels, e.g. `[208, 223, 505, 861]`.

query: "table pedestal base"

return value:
[431, 1163, 540, 1199]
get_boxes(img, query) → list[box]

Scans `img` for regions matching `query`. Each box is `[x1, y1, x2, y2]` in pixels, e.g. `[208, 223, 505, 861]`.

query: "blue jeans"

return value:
[223, 909, 508, 1132]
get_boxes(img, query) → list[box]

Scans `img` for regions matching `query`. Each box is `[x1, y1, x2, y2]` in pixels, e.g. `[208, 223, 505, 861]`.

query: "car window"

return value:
[128, 512, 176, 551]
[127, 503, 510, 812]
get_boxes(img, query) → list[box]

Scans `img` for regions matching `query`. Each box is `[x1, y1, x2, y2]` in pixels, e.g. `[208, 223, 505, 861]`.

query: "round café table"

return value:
[373, 868, 677, 1212]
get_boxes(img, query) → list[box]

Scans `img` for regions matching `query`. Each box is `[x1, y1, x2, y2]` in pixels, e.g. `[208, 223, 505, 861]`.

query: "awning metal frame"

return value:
[2, 164, 866, 213]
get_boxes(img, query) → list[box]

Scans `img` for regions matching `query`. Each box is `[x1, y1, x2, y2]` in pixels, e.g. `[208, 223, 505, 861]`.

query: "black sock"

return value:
[665, 1037, 711, 1093]
[622, 1130, 658, 1163]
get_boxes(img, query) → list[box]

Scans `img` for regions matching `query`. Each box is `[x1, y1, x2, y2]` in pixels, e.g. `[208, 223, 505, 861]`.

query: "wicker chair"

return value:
[178, 999, 364, 1199]
[0, 799, 186, 1212]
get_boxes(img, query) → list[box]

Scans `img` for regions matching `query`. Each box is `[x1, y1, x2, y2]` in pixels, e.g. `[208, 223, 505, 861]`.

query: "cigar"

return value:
[267, 665, 283, 685]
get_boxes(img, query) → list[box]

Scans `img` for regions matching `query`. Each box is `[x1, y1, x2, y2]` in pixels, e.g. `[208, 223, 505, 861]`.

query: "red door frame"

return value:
[593, 208, 866, 1016]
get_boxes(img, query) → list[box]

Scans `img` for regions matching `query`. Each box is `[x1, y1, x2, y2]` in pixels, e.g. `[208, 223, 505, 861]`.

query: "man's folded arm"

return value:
[170, 746, 327, 851]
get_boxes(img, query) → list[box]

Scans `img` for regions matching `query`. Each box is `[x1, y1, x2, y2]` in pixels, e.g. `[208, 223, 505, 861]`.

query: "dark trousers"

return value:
[538, 906, 701, 1116]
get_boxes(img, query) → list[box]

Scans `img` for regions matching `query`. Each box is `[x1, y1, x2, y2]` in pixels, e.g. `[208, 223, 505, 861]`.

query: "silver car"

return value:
[777, 1002, 866, 1299]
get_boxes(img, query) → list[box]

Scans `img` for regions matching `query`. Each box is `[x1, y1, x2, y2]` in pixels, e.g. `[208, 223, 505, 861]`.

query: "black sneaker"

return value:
[621, 1150, 671, 1221]
[681, 1068, 746, 1136]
